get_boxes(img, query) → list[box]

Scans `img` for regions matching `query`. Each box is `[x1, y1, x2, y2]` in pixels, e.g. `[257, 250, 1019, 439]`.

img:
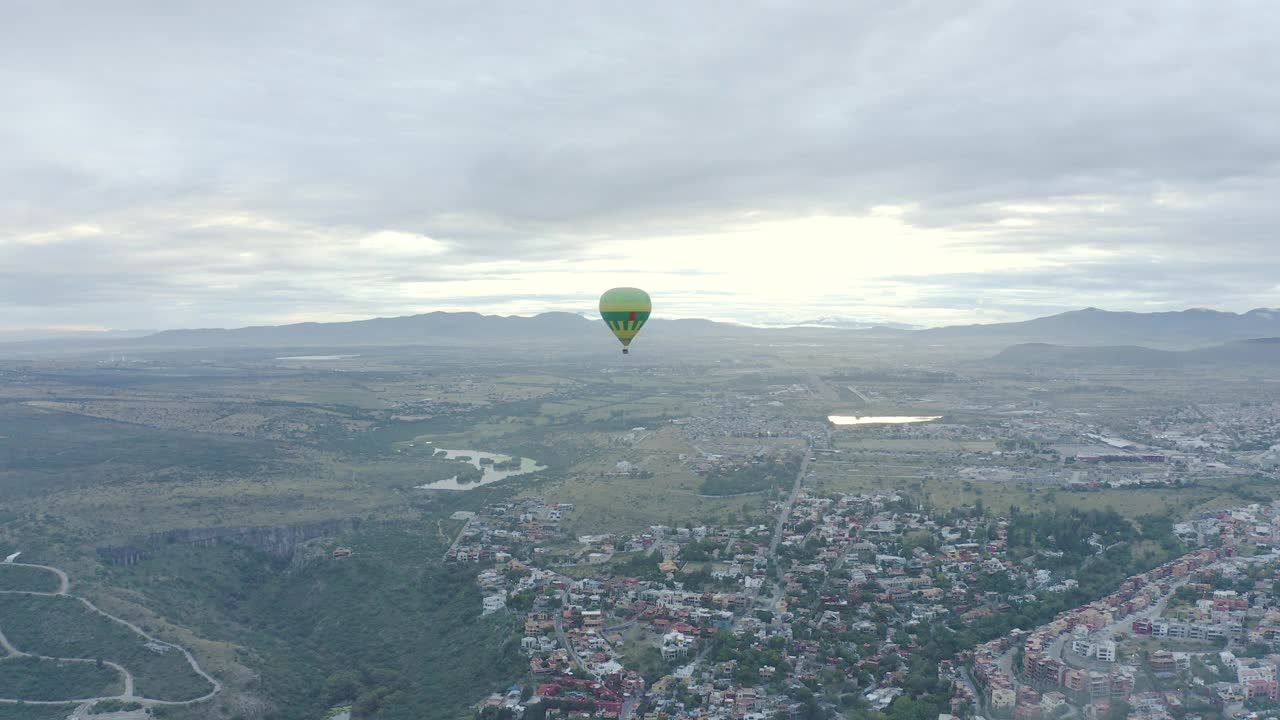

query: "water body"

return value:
[275, 354, 361, 361]
[415, 447, 546, 490]
[828, 415, 942, 425]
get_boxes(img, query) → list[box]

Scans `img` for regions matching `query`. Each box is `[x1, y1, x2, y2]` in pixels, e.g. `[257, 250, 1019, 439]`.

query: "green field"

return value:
[0, 656, 123, 701]
[0, 565, 60, 593]
[808, 464, 1278, 521]
[533, 474, 769, 535]
[0, 594, 212, 701]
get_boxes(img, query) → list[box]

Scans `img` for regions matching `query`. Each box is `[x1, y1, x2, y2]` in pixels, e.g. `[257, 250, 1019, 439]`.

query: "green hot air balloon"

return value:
[599, 287, 652, 354]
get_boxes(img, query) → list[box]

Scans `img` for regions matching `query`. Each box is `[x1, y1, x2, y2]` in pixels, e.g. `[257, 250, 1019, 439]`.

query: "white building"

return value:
[865, 687, 903, 710]
[660, 631, 693, 660]
[1239, 660, 1276, 684]
[482, 595, 506, 615]
[1095, 641, 1117, 663]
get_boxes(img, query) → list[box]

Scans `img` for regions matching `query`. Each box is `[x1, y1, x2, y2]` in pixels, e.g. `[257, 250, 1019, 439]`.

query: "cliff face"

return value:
[98, 518, 363, 564]
[98, 546, 146, 565]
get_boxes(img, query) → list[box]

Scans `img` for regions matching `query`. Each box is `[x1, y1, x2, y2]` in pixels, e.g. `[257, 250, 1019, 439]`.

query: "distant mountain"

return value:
[124, 312, 783, 349]
[786, 317, 920, 331]
[4, 306, 1280, 356]
[919, 307, 1280, 348]
[134, 311, 595, 348]
[0, 328, 155, 342]
[987, 337, 1280, 368]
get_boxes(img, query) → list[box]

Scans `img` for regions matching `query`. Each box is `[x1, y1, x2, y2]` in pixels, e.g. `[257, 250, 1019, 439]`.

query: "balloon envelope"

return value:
[599, 287, 652, 349]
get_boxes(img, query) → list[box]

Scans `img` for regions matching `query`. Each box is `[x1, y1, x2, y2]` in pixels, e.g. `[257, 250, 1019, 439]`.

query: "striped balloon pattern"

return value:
[599, 287, 652, 353]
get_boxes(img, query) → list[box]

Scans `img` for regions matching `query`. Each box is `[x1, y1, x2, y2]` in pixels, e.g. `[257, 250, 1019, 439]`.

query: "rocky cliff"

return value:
[98, 517, 364, 564]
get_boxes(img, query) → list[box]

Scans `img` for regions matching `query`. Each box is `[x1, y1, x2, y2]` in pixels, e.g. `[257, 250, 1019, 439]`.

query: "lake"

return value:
[275, 354, 361, 361]
[828, 415, 942, 425]
[415, 447, 546, 490]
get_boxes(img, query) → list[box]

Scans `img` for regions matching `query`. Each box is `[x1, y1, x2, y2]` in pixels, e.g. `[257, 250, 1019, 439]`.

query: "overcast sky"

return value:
[3, 1, 1279, 331]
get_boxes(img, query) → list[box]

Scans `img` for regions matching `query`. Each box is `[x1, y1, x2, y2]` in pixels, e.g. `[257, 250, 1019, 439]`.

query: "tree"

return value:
[1104, 701, 1131, 720]
[324, 671, 361, 705]
[1244, 642, 1271, 658]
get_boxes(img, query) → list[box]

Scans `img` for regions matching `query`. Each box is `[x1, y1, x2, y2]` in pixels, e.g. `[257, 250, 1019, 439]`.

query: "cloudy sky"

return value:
[3, 1, 1278, 331]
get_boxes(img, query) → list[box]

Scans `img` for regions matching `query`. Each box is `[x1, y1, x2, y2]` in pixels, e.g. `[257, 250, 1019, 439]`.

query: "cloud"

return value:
[2, 1, 1279, 329]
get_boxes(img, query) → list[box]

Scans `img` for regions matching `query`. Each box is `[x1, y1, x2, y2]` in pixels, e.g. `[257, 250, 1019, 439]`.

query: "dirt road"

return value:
[0, 561, 221, 710]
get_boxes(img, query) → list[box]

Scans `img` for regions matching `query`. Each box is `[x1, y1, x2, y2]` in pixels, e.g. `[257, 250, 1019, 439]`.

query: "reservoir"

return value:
[828, 415, 942, 425]
[415, 448, 546, 490]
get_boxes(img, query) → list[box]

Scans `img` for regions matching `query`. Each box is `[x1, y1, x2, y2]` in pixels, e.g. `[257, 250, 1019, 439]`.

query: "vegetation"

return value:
[622, 644, 679, 682]
[90, 699, 145, 713]
[0, 656, 122, 701]
[0, 402, 278, 499]
[0, 703, 79, 720]
[0, 564, 60, 593]
[1002, 507, 1136, 565]
[0, 594, 212, 701]
[700, 457, 800, 496]
[103, 526, 526, 720]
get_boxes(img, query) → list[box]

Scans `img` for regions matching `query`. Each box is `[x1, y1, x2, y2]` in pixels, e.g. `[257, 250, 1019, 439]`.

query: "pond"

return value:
[828, 415, 942, 425]
[414, 446, 546, 490]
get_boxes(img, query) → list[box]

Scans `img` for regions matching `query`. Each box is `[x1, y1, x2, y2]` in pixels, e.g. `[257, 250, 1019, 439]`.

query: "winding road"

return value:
[0, 560, 221, 714]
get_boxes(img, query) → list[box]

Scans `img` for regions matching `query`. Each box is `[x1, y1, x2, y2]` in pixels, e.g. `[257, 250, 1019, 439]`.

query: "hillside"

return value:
[987, 337, 1280, 368]
[920, 307, 1280, 348]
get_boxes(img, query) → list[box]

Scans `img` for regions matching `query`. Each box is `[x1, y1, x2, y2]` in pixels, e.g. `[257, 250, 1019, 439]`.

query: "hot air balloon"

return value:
[599, 287, 651, 354]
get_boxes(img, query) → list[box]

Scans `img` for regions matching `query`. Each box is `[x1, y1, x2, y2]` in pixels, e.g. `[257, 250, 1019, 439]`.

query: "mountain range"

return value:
[2, 307, 1278, 355]
[917, 307, 1280, 346]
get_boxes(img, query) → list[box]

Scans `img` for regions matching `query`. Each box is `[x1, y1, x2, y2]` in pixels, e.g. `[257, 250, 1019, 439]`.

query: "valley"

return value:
[1, 310, 1278, 719]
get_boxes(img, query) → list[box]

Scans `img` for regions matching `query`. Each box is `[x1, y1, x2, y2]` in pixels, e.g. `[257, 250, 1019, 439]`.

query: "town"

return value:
[453, 384, 1280, 720]
[468, 487, 1280, 720]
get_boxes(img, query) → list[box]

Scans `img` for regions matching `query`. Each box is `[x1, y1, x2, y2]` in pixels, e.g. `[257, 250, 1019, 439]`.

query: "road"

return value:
[632, 452, 814, 683]
[975, 575, 1191, 714]
[0, 561, 221, 711]
[1046, 576, 1187, 664]
[0, 619, 136, 703]
[845, 386, 871, 404]
[767, 452, 812, 560]
[759, 451, 811, 612]
[443, 517, 476, 559]
[554, 591, 591, 676]
[958, 666, 986, 718]
[620, 693, 641, 720]
[0, 561, 71, 595]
